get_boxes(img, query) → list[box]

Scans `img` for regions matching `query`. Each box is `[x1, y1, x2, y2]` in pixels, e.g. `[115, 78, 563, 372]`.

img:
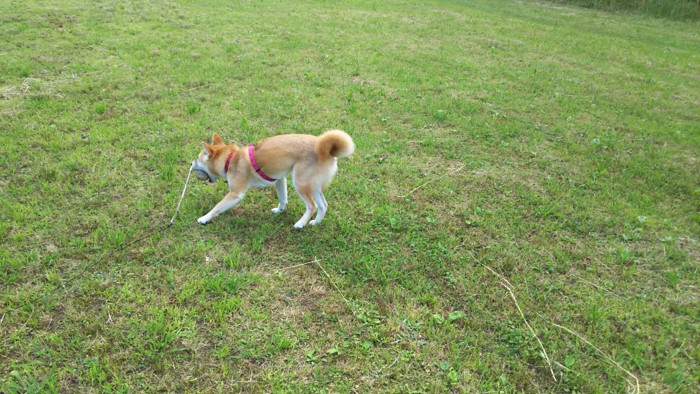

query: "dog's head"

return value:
[192, 133, 226, 184]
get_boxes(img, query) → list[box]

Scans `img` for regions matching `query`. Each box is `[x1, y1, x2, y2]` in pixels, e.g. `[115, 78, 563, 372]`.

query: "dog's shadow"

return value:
[189, 187, 317, 253]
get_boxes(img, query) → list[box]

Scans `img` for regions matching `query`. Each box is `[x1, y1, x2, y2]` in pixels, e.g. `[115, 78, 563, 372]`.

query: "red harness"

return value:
[224, 151, 235, 174]
[248, 145, 276, 182]
[223, 146, 276, 182]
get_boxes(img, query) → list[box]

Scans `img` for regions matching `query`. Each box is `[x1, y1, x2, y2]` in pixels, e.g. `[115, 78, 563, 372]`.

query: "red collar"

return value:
[224, 151, 235, 174]
[248, 145, 276, 182]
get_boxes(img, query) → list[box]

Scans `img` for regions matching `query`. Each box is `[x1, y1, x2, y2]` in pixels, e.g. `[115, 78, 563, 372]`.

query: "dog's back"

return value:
[252, 131, 354, 178]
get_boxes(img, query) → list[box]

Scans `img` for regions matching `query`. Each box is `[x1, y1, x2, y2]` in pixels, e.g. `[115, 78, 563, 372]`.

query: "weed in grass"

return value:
[5, 368, 58, 394]
[93, 102, 106, 115]
[186, 102, 201, 115]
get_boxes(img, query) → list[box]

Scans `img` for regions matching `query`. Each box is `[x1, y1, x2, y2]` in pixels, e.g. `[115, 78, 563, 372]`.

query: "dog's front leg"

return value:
[271, 178, 287, 214]
[198, 191, 246, 224]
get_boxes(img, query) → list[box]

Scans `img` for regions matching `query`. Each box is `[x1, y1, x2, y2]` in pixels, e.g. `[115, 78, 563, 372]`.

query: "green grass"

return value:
[1, 0, 699, 392]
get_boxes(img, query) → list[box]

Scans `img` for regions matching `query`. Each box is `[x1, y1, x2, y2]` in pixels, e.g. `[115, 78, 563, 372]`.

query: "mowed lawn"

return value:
[1, 0, 698, 392]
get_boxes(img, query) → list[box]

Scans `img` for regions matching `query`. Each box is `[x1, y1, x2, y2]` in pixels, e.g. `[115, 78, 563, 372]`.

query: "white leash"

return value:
[169, 164, 194, 226]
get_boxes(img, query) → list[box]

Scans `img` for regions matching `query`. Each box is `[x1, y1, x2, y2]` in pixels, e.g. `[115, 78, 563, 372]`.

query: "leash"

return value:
[170, 164, 194, 227]
[60, 164, 194, 291]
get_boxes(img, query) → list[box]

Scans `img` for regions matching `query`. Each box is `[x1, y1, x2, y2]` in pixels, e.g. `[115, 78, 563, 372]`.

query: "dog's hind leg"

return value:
[198, 191, 246, 224]
[310, 190, 328, 226]
[293, 184, 317, 229]
[271, 178, 287, 214]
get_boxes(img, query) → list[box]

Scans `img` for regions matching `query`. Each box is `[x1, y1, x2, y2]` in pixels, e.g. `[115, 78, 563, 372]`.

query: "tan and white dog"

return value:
[192, 130, 354, 229]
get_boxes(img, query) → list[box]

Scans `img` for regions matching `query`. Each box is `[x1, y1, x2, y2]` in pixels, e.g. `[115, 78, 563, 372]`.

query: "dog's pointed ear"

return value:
[212, 133, 224, 145]
[202, 142, 214, 158]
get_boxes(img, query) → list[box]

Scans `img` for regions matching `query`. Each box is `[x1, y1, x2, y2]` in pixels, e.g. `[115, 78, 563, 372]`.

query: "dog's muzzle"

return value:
[192, 160, 216, 184]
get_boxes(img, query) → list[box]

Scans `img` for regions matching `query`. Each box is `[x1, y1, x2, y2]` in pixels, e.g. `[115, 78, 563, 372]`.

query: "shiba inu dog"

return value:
[192, 130, 355, 229]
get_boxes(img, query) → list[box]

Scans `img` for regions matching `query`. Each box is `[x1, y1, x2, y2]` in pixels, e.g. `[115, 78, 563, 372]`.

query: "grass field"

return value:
[1, 0, 699, 392]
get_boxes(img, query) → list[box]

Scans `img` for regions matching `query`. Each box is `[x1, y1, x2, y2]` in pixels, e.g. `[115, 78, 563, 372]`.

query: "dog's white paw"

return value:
[310, 220, 319, 226]
[271, 207, 285, 214]
[197, 216, 210, 225]
[293, 222, 305, 230]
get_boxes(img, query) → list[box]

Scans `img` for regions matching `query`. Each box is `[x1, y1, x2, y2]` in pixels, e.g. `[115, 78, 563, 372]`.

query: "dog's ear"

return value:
[202, 142, 214, 158]
[212, 133, 224, 145]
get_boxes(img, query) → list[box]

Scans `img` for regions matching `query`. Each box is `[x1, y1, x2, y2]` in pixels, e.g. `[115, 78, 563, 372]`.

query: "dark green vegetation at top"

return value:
[539, 0, 700, 20]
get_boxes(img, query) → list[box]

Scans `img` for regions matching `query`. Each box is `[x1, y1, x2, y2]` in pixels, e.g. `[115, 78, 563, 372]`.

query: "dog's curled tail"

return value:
[316, 129, 355, 162]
